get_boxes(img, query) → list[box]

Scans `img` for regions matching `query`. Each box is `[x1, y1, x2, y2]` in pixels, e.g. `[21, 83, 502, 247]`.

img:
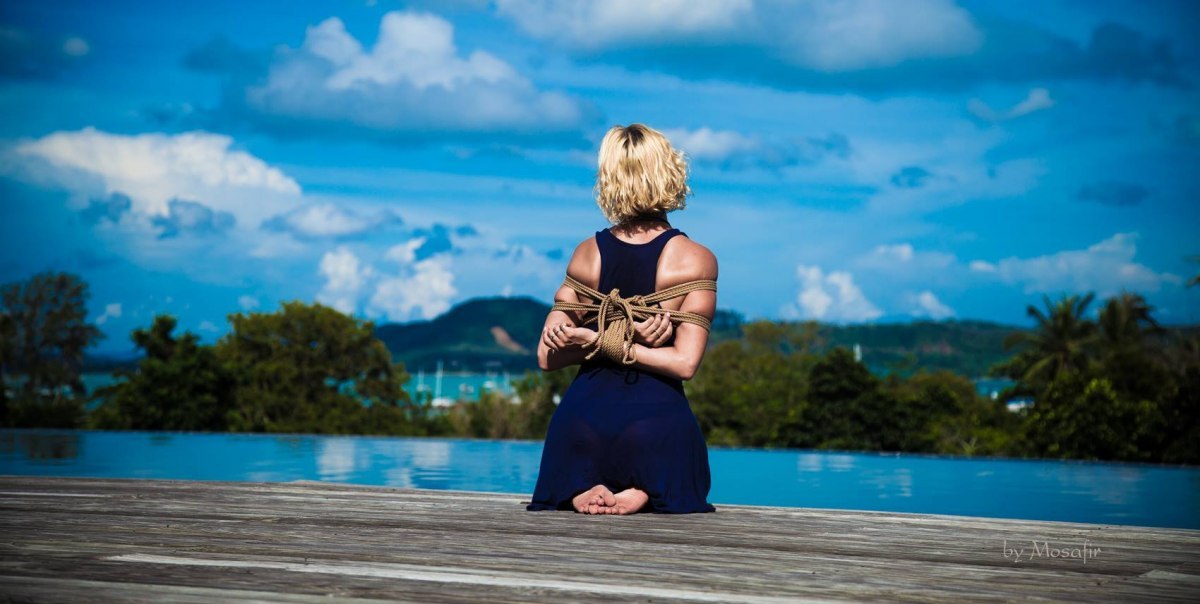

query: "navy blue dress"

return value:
[526, 227, 717, 513]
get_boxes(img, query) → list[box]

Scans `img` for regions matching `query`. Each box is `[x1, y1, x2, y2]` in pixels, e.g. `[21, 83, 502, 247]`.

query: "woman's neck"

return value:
[616, 212, 670, 231]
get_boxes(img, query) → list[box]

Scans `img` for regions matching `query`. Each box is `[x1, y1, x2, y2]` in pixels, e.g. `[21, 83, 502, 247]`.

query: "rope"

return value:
[551, 274, 717, 365]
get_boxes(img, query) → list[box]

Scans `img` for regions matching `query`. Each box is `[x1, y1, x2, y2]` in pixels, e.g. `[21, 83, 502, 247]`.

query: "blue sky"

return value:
[1, 0, 1197, 353]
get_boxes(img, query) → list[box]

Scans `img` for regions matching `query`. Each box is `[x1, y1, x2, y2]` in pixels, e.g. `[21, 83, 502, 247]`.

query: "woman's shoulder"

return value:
[661, 232, 718, 282]
[563, 234, 602, 284]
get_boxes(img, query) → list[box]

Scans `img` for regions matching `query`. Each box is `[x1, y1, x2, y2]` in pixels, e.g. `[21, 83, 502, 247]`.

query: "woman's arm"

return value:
[537, 239, 598, 371]
[626, 294, 715, 381]
[627, 243, 718, 381]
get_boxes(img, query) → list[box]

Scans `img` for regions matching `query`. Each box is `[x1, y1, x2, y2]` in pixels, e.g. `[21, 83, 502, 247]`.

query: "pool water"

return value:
[2, 429, 1197, 529]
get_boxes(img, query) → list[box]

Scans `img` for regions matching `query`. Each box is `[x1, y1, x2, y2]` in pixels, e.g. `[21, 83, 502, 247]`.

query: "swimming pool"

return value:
[2, 429, 1196, 529]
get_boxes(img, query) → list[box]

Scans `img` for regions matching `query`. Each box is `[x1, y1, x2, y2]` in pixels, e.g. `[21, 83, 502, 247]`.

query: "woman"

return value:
[525, 123, 719, 515]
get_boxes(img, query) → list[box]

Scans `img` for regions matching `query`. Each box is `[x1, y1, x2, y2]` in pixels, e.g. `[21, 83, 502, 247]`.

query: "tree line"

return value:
[1, 270, 1196, 464]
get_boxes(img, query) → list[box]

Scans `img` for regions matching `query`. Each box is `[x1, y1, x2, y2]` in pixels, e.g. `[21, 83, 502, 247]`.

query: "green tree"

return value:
[1022, 373, 1160, 461]
[806, 346, 887, 450]
[687, 321, 816, 447]
[214, 301, 418, 435]
[0, 271, 103, 427]
[1157, 364, 1199, 463]
[997, 292, 1099, 390]
[446, 368, 581, 440]
[888, 370, 1017, 456]
[1094, 291, 1173, 404]
[89, 315, 234, 431]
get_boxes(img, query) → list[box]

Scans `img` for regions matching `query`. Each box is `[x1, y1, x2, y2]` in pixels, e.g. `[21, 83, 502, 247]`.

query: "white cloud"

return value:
[316, 13, 515, 91]
[663, 127, 849, 169]
[238, 295, 260, 311]
[786, 264, 882, 322]
[265, 203, 402, 238]
[773, 0, 983, 71]
[854, 242, 957, 276]
[967, 88, 1055, 122]
[496, 0, 753, 51]
[497, 0, 982, 71]
[384, 238, 425, 265]
[370, 255, 458, 321]
[907, 290, 955, 319]
[969, 233, 1181, 296]
[317, 247, 374, 314]
[314, 240, 458, 321]
[241, 11, 590, 139]
[968, 260, 996, 273]
[870, 243, 914, 263]
[95, 302, 122, 325]
[13, 127, 300, 226]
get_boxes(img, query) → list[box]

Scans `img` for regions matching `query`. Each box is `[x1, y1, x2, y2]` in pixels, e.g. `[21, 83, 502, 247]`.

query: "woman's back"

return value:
[527, 123, 717, 514]
[526, 222, 718, 513]
[569, 226, 718, 316]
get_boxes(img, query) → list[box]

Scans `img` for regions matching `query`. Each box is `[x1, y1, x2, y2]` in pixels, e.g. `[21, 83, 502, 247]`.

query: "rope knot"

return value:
[549, 274, 718, 367]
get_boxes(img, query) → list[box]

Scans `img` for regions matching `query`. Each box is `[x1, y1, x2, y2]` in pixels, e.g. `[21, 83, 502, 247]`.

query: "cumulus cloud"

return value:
[969, 232, 1181, 296]
[317, 247, 374, 314]
[263, 203, 404, 239]
[370, 255, 458, 321]
[13, 127, 300, 227]
[968, 88, 1055, 122]
[1075, 182, 1149, 207]
[664, 127, 850, 170]
[152, 199, 236, 239]
[409, 223, 477, 260]
[315, 241, 460, 321]
[210, 11, 593, 143]
[906, 290, 955, 319]
[785, 264, 882, 322]
[79, 193, 133, 226]
[496, 0, 754, 52]
[497, 4, 1185, 93]
[499, 0, 981, 71]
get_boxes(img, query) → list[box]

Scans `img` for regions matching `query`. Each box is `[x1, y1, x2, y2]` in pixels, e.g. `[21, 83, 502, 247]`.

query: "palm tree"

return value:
[1098, 290, 1163, 351]
[1003, 292, 1099, 386]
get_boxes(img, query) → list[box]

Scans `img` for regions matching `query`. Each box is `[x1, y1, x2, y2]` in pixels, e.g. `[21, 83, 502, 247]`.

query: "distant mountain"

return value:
[373, 296, 551, 373]
[372, 297, 1026, 377]
[78, 296, 1199, 380]
[816, 319, 1024, 378]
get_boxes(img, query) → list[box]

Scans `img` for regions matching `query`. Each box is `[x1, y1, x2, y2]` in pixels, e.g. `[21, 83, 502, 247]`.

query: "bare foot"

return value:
[601, 487, 650, 515]
[572, 484, 616, 514]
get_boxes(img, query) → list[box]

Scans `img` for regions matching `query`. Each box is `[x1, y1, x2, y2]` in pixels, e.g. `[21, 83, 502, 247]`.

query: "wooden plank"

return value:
[0, 475, 1196, 602]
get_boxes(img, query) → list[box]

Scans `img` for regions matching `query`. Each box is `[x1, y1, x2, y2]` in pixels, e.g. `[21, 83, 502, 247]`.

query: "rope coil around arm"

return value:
[551, 274, 717, 365]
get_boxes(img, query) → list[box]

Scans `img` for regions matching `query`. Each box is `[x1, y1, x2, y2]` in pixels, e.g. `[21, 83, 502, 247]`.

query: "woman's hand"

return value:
[633, 312, 673, 347]
[543, 322, 597, 352]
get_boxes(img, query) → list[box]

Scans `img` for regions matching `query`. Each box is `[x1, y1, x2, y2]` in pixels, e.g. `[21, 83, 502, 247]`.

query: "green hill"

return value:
[373, 296, 551, 373]
[80, 295, 1199, 379]
[370, 297, 1028, 377]
[817, 319, 1022, 378]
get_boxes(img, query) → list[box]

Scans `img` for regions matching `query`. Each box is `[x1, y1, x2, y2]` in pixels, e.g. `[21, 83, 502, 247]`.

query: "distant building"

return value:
[1005, 397, 1034, 412]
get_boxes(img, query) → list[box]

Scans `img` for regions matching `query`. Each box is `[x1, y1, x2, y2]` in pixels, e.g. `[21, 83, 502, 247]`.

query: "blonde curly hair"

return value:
[595, 123, 691, 225]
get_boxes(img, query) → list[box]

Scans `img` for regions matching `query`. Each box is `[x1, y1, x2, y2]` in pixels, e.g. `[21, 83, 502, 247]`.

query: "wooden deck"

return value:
[0, 475, 1197, 603]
